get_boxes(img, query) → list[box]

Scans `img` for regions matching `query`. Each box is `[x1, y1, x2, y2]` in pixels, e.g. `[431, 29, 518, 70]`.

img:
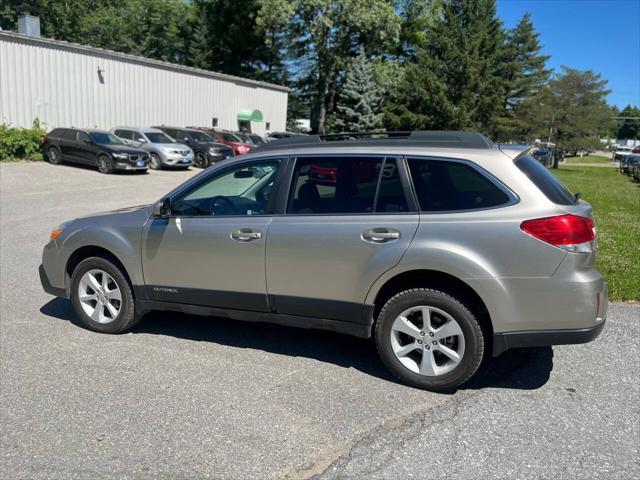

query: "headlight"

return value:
[50, 222, 67, 240]
[208, 147, 217, 155]
[113, 153, 128, 160]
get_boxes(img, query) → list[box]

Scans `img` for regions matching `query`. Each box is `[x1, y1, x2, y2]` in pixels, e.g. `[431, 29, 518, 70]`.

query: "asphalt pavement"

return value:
[1, 161, 638, 479]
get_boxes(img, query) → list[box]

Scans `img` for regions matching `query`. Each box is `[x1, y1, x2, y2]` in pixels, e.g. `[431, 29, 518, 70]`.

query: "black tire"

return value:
[70, 256, 141, 334]
[194, 152, 209, 169]
[374, 288, 484, 391]
[97, 155, 114, 174]
[47, 146, 63, 165]
[149, 153, 162, 170]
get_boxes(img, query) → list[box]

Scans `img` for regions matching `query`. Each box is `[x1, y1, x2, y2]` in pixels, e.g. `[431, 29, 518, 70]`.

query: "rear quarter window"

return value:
[515, 155, 575, 205]
[407, 158, 511, 212]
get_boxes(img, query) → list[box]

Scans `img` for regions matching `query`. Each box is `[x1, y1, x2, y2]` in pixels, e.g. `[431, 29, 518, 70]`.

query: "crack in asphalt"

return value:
[282, 347, 549, 480]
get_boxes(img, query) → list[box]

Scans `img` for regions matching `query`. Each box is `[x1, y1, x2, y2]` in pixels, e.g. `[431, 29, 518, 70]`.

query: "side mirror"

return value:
[152, 198, 171, 218]
[137, 137, 147, 143]
[84, 139, 93, 145]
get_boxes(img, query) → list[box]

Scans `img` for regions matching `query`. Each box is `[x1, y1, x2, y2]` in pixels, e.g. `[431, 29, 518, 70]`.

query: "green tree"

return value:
[538, 66, 612, 156]
[384, 0, 506, 133]
[334, 48, 383, 132]
[616, 105, 640, 139]
[494, 12, 551, 141]
[264, 0, 400, 133]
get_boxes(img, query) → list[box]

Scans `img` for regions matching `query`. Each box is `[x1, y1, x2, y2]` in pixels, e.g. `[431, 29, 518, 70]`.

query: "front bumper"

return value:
[39, 264, 66, 298]
[114, 162, 148, 170]
[161, 152, 194, 166]
[207, 152, 234, 163]
[492, 320, 605, 356]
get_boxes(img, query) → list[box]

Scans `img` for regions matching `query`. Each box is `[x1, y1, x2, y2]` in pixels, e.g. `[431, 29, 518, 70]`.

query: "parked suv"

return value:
[39, 131, 607, 391]
[193, 128, 256, 156]
[43, 128, 149, 174]
[112, 127, 193, 169]
[152, 126, 233, 168]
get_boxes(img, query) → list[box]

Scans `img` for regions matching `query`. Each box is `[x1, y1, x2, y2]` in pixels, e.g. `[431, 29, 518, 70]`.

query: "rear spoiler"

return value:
[498, 144, 532, 161]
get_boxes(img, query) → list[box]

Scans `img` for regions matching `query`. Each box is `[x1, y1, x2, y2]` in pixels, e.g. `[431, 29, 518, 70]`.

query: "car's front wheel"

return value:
[97, 155, 114, 174]
[149, 153, 162, 170]
[375, 288, 484, 391]
[70, 257, 141, 334]
[194, 152, 209, 168]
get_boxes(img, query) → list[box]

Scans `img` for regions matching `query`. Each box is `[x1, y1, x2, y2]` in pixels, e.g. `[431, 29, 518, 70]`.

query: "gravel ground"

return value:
[1, 161, 638, 479]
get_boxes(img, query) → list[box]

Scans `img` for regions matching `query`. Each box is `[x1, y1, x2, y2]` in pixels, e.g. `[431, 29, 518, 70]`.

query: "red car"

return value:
[309, 160, 379, 185]
[191, 128, 256, 156]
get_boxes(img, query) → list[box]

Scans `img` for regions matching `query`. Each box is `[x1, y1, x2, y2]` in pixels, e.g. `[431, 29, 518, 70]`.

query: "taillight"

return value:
[237, 145, 250, 155]
[520, 214, 596, 252]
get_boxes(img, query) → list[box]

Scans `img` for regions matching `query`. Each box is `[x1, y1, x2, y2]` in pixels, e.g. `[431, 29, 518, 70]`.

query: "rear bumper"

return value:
[39, 264, 66, 298]
[492, 320, 605, 356]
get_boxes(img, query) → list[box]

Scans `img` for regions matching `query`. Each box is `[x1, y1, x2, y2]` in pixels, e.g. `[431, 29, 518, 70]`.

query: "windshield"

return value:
[90, 132, 124, 145]
[145, 132, 174, 144]
[190, 131, 214, 143]
[223, 132, 242, 142]
[248, 134, 266, 145]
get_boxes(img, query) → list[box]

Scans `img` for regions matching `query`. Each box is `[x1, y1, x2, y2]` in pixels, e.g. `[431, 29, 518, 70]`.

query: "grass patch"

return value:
[553, 166, 639, 301]
[563, 155, 611, 164]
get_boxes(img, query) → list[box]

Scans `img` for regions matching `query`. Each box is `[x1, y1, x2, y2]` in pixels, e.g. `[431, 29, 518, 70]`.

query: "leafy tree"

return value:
[537, 66, 612, 155]
[494, 12, 551, 141]
[263, 0, 400, 133]
[384, 0, 506, 133]
[334, 48, 383, 132]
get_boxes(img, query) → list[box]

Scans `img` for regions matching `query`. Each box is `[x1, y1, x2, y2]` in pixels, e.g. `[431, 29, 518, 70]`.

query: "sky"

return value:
[497, 0, 640, 108]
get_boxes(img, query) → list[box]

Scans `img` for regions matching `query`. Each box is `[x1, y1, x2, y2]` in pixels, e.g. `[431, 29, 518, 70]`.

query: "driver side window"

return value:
[171, 160, 281, 216]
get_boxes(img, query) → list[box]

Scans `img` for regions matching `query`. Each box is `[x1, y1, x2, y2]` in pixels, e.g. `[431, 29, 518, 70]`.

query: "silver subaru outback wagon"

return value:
[39, 131, 607, 391]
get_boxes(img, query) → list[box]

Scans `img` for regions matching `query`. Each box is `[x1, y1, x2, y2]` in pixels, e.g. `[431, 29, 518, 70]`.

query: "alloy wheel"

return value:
[195, 153, 208, 168]
[49, 147, 60, 164]
[78, 269, 122, 324]
[150, 154, 161, 170]
[390, 305, 465, 376]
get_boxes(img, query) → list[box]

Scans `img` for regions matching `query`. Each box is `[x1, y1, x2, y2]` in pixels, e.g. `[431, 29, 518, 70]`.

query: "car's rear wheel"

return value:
[70, 257, 141, 334]
[149, 153, 162, 170]
[97, 155, 113, 174]
[194, 152, 209, 168]
[375, 288, 484, 391]
[48, 146, 62, 165]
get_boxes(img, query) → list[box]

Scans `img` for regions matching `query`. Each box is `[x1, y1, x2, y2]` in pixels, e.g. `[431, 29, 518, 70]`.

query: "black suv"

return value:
[152, 126, 234, 168]
[43, 128, 149, 174]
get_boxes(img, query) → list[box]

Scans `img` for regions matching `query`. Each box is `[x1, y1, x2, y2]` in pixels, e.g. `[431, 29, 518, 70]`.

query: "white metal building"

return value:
[0, 31, 288, 135]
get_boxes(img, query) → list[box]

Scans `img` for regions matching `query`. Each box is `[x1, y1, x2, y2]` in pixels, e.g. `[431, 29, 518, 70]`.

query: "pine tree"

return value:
[494, 12, 551, 141]
[188, 19, 212, 69]
[384, 0, 506, 133]
[334, 49, 384, 132]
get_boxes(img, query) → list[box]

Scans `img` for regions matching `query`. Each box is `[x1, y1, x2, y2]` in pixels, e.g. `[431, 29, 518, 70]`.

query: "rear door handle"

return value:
[231, 228, 262, 242]
[361, 228, 401, 243]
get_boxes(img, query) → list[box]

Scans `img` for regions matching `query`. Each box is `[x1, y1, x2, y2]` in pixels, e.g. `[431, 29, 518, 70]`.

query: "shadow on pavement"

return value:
[41, 297, 553, 391]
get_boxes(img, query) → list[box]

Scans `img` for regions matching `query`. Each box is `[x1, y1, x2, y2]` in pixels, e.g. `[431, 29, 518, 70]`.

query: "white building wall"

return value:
[0, 32, 288, 136]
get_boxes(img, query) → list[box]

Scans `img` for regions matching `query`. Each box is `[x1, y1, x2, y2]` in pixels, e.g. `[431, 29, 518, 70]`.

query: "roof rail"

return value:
[256, 131, 494, 151]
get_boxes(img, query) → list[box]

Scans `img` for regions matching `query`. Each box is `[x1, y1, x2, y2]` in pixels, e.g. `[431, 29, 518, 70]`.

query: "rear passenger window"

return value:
[515, 155, 576, 205]
[61, 129, 76, 140]
[287, 157, 409, 214]
[407, 158, 510, 212]
[76, 132, 90, 143]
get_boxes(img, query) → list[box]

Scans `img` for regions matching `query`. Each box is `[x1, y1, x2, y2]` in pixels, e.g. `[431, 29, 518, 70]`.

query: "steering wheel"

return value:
[208, 195, 239, 215]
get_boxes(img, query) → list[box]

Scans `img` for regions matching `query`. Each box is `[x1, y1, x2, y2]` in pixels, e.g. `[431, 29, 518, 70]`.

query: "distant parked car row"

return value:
[619, 153, 640, 182]
[43, 126, 268, 174]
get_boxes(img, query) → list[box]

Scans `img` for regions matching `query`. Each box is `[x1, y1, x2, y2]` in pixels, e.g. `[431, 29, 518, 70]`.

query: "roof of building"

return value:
[0, 30, 289, 93]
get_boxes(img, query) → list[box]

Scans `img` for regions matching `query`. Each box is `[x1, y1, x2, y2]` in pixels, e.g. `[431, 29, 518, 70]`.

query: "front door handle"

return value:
[231, 228, 262, 242]
[361, 228, 401, 243]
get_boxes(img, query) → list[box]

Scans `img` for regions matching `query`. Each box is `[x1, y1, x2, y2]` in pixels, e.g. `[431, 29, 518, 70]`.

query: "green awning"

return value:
[237, 109, 263, 122]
